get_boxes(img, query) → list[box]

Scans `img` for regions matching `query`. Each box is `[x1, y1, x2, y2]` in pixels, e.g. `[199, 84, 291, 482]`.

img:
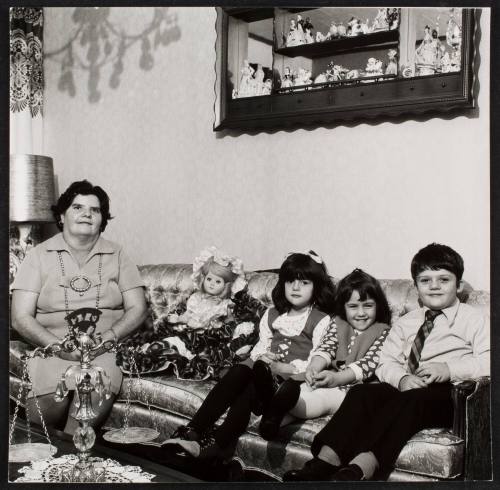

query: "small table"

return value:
[9, 418, 201, 483]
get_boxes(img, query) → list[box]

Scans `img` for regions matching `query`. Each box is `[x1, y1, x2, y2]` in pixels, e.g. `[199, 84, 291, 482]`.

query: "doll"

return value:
[253, 64, 265, 95]
[168, 246, 246, 331]
[385, 49, 398, 75]
[415, 25, 440, 75]
[281, 66, 294, 88]
[239, 60, 255, 98]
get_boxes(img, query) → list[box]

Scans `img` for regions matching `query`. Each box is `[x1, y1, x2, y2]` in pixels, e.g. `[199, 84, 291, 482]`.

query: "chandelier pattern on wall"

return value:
[45, 7, 181, 103]
[10, 8, 44, 117]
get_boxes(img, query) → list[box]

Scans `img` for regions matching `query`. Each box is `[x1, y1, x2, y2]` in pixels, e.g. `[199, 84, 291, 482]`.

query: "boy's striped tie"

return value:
[407, 309, 443, 374]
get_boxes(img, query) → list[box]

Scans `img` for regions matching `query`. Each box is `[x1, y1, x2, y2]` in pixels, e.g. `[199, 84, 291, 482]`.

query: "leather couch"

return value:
[10, 264, 491, 481]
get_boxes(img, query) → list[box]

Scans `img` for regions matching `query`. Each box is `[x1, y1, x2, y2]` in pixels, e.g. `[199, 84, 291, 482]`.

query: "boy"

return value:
[283, 243, 490, 481]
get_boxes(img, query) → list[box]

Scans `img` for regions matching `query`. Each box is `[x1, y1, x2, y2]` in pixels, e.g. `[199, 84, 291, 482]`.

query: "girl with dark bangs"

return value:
[163, 251, 336, 460]
[259, 269, 391, 441]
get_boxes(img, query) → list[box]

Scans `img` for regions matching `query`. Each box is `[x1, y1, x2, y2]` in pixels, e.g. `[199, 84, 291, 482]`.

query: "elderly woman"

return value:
[11, 180, 147, 433]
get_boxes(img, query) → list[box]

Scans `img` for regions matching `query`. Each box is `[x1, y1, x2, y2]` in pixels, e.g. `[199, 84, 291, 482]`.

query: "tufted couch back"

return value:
[138, 264, 490, 323]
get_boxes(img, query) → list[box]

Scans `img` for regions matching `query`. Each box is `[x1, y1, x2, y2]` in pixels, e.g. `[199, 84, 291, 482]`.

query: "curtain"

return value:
[10, 7, 44, 155]
[9, 7, 45, 286]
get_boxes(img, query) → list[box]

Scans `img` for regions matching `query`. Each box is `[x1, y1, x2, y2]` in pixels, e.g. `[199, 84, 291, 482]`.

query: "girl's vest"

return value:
[268, 307, 328, 363]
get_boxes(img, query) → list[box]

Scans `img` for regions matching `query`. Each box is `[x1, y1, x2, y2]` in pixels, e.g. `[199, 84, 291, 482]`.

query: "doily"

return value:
[13, 454, 156, 483]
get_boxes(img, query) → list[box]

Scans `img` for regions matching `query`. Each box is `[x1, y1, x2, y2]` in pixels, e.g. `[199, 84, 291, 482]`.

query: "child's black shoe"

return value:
[282, 457, 340, 481]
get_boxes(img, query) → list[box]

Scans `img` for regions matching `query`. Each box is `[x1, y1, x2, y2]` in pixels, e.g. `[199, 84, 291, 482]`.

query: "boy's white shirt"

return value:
[376, 298, 490, 389]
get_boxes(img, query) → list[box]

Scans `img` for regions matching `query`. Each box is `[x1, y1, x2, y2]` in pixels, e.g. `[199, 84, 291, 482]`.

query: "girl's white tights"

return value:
[289, 383, 347, 419]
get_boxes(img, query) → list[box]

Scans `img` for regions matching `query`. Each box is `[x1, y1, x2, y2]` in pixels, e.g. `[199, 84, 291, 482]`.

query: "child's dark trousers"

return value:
[311, 381, 454, 471]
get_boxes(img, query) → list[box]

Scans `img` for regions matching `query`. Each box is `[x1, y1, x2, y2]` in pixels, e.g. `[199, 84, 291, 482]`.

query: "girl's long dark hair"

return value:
[272, 252, 336, 315]
[335, 268, 391, 325]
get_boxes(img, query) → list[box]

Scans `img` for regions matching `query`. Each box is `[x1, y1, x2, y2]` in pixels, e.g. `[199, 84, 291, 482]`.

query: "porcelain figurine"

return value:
[361, 19, 370, 34]
[238, 59, 255, 97]
[387, 8, 399, 30]
[415, 25, 440, 75]
[385, 49, 398, 75]
[316, 31, 326, 42]
[364, 57, 384, 77]
[314, 72, 328, 84]
[346, 69, 360, 80]
[262, 79, 272, 95]
[371, 8, 389, 31]
[281, 66, 294, 88]
[286, 19, 305, 47]
[347, 17, 364, 37]
[325, 21, 338, 40]
[337, 23, 347, 37]
[305, 27, 314, 44]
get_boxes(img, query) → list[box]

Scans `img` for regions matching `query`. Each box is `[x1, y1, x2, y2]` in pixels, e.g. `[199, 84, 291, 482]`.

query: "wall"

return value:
[43, 7, 490, 290]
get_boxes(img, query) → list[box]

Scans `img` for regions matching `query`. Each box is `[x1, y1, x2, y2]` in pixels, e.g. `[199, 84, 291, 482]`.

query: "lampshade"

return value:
[10, 154, 56, 223]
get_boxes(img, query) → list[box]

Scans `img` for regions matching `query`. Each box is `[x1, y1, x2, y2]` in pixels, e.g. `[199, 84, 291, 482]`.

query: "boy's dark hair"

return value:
[51, 180, 113, 232]
[272, 252, 336, 315]
[335, 268, 391, 325]
[411, 243, 464, 282]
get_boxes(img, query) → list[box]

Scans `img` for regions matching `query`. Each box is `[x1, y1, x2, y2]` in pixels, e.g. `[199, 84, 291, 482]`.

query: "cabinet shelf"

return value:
[275, 29, 399, 58]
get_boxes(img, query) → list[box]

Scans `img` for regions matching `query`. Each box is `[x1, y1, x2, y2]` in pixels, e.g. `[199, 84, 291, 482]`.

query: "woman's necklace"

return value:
[57, 251, 103, 310]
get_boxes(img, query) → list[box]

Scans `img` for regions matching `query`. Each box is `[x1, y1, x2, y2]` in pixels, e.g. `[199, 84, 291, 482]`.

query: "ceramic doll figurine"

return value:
[325, 21, 338, 40]
[361, 19, 370, 34]
[439, 44, 452, 73]
[254, 64, 265, 95]
[316, 31, 326, 42]
[415, 25, 439, 75]
[305, 27, 314, 44]
[286, 19, 299, 47]
[372, 8, 389, 31]
[314, 72, 328, 84]
[346, 69, 360, 80]
[262, 79, 272, 95]
[281, 66, 294, 88]
[239, 60, 255, 97]
[337, 23, 347, 37]
[385, 49, 398, 75]
[347, 17, 364, 37]
[295, 15, 306, 45]
[364, 57, 384, 78]
[387, 8, 399, 30]
[168, 246, 247, 332]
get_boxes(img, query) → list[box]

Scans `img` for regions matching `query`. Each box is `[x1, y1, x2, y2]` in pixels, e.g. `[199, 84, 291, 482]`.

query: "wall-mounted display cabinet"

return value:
[214, 7, 476, 131]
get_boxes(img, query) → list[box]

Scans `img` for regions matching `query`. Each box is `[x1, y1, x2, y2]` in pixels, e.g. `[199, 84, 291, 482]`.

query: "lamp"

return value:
[9, 154, 55, 283]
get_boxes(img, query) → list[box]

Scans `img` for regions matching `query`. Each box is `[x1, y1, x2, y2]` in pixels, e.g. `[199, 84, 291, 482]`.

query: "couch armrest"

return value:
[451, 377, 491, 480]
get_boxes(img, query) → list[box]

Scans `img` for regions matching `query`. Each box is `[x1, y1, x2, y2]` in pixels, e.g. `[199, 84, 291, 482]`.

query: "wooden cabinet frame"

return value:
[214, 7, 477, 132]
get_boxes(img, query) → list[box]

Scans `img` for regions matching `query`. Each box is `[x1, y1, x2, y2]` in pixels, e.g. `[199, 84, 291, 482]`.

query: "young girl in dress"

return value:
[163, 251, 336, 460]
[258, 269, 391, 440]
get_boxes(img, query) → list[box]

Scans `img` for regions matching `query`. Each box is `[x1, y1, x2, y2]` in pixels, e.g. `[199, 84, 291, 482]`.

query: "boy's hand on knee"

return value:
[399, 374, 427, 391]
[415, 363, 450, 384]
